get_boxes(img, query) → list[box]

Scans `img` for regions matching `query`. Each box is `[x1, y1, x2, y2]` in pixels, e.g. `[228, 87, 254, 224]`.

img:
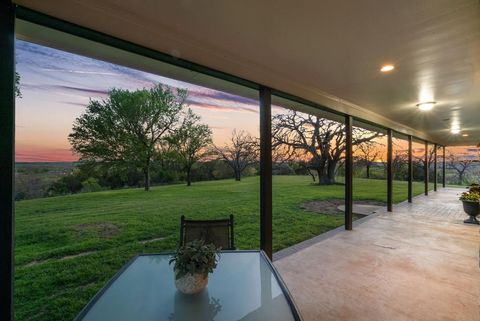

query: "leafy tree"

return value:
[214, 129, 258, 181]
[272, 110, 381, 185]
[69, 84, 187, 191]
[168, 109, 212, 186]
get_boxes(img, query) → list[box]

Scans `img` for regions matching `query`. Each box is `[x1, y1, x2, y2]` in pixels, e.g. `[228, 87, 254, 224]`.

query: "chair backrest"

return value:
[180, 215, 234, 250]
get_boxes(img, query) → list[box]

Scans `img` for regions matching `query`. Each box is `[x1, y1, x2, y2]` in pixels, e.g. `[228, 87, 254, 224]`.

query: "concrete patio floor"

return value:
[274, 188, 480, 321]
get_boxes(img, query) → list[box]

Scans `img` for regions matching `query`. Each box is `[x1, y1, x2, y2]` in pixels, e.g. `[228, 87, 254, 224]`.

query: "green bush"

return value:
[81, 177, 102, 193]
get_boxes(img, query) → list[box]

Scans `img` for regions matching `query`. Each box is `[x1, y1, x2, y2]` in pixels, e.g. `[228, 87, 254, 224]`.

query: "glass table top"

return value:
[75, 251, 301, 321]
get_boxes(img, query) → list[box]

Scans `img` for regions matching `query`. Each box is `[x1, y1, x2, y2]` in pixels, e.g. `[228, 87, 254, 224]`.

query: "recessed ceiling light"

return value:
[380, 64, 395, 72]
[462, 133, 469, 137]
[451, 128, 461, 134]
[416, 101, 436, 111]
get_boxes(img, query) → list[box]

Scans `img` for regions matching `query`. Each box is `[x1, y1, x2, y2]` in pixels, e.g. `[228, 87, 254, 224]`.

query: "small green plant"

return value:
[459, 191, 480, 202]
[169, 240, 219, 279]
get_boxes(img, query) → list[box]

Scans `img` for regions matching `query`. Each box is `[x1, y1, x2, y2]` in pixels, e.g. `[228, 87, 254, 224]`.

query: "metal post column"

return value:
[0, 2, 16, 321]
[424, 141, 429, 196]
[433, 144, 437, 192]
[259, 86, 272, 259]
[442, 146, 446, 188]
[345, 115, 353, 230]
[407, 135, 413, 203]
[387, 129, 393, 212]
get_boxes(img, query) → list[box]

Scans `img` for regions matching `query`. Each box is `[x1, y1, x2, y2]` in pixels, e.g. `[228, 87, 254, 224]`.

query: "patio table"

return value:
[74, 250, 302, 321]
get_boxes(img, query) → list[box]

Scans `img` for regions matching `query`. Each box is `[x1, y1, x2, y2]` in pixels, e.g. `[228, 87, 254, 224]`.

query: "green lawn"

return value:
[14, 176, 424, 321]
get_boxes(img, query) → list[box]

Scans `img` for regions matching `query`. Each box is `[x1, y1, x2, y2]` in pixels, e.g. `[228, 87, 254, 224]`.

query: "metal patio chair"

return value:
[179, 214, 235, 250]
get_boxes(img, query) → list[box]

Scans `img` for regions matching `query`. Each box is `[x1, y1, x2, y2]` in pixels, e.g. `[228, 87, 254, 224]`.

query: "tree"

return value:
[380, 149, 408, 180]
[413, 145, 435, 169]
[447, 153, 475, 185]
[392, 150, 408, 180]
[272, 110, 381, 185]
[168, 109, 212, 186]
[214, 129, 258, 181]
[355, 142, 381, 179]
[69, 84, 187, 191]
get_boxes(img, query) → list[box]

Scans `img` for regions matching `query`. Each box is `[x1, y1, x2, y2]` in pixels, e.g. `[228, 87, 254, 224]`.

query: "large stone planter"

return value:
[174, 271, 208, 294]
[462, 200, 480, 225]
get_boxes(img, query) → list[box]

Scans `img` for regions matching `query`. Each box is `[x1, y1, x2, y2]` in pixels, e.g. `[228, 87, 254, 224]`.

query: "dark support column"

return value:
[442, 146, 446, 188]
[345, 115, 353, 230]
[259, 86, 272, 259]
[0, 2, 16, 321]
[387, 129, 393, 212]
[433, 144, 438, 192]
[424, 141, 429, 196]
[407, 135, 413, 203]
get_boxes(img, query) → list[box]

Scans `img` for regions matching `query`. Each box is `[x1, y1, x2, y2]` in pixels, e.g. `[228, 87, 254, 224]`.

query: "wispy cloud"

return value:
[22, 84, 109, 97]
[57, 85, 109, 96]
[62, 101, 88, 107]
[188, 101, 258, 114]
[41, 68, 120, 76]
[186, 88, 259, 114]
[188, 89, 257, 106]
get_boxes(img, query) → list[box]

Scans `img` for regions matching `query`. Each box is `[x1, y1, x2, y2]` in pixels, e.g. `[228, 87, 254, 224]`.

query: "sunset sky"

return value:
[15, 40, 260, 162]
[15, 40, 478, 163]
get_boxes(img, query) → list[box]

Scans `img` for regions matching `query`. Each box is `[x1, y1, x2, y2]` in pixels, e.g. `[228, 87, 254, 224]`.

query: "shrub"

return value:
[81, 177, 102, 193]
[272, 163, 295, 175]
[46, 172, 83, 196]
[15, 191, 27, 201]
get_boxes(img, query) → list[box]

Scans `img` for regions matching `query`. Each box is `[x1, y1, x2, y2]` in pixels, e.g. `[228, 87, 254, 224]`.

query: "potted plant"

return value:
[169, 240, 219, 294]
[459, 189, 480, 225]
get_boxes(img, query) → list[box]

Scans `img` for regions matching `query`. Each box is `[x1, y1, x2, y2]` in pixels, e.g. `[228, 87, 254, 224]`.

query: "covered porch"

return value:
[1, 1, 480, 321]
[275, 188, 480, 321]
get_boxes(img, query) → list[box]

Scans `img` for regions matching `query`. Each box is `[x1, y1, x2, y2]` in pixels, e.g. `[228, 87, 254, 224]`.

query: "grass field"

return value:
[14, 175, 425, 321]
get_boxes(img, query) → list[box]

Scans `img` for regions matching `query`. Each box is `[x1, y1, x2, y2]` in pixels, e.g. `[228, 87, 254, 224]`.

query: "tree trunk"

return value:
[186, 168, 192, 186]
[318, 168, 335, 185]
[366, 164, 370, 179]
[326, 160, 338, 184]
[307, 168, 316, 182]
[234, 169, 241, 181]
[144, 166, 150, 191]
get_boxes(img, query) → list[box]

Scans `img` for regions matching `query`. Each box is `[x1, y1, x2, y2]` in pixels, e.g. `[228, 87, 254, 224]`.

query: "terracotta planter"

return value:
[462, 200, 480, 225]
[174, 271, 208, 294]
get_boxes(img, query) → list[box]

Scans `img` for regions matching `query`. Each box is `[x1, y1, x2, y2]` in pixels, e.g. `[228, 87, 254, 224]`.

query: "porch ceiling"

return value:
[14, 0, 480, 146]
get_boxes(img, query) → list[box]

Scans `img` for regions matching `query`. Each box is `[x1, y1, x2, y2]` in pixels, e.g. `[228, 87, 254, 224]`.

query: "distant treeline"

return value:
[15, 160, 255, 200]
[14, 159, 479, 201]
